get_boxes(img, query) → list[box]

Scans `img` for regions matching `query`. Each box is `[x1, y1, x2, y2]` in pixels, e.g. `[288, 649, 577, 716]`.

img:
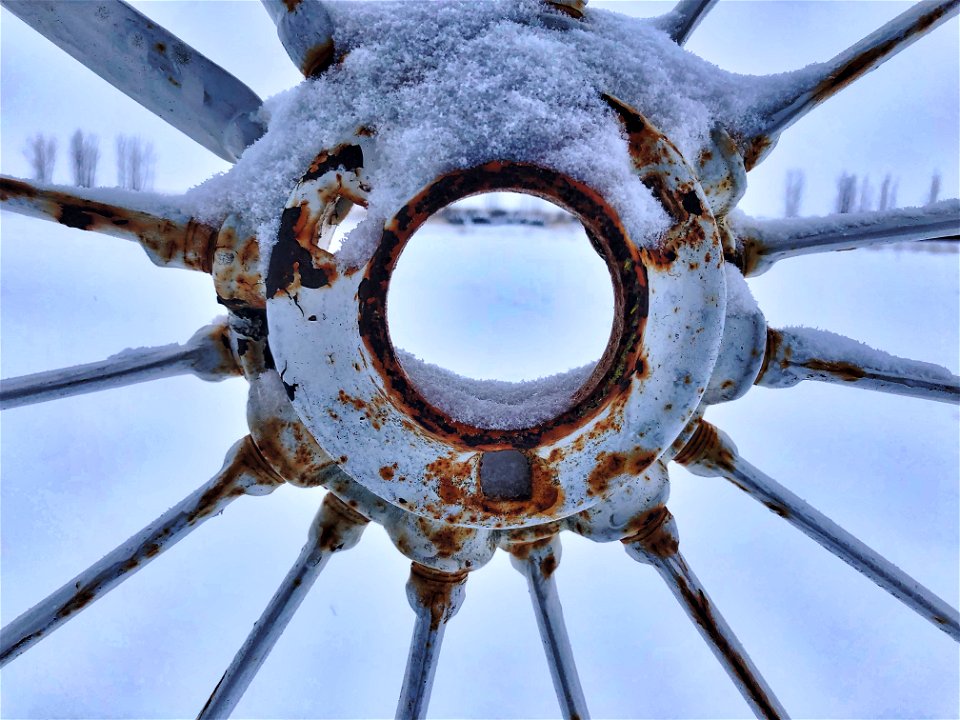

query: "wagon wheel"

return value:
[1, 1, 958, 718]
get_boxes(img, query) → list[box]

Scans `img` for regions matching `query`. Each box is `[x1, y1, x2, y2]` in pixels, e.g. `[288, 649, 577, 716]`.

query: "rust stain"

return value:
[755, 328, 783, 384]
[673, 421, 733, 471]
[357, 161, 648, 453]
[0, 177, 217, 273]
[802, 358, 865, 382]
[672, 575, 782, 719]
[587, 447, 656, 497]
[302, 39, 335, 78]
[409, 563, 468, 631]
[379, 464, 396, 480]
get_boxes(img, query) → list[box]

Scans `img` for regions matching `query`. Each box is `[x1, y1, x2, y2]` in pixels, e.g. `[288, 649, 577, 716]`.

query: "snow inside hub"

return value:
[265, 94, 725, 529]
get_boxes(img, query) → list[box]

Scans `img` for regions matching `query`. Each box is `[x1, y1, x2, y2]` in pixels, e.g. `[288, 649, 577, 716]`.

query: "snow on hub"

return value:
[266, 106, 725, 529]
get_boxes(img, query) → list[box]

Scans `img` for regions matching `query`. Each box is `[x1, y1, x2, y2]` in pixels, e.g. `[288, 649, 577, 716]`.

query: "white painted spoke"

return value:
[0, 437, 283, 667]
[509, 537, 589, 720]
[676, 422, 960, 640]
[1, 0, 265, 161]
[1, 321, 239, 410]
[197, 493, 368, 719]
[655, 0, 719, 45]
[756, 327, 960, 404]
[396, 564, 467, 720]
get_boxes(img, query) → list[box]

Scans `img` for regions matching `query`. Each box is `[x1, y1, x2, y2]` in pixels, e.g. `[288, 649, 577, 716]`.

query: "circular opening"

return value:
[358, 162, 648, 447]
[387, 192, 614, 430]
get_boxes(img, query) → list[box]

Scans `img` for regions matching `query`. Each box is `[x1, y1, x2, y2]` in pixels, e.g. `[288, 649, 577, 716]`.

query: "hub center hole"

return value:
[387, 192, 615, 430]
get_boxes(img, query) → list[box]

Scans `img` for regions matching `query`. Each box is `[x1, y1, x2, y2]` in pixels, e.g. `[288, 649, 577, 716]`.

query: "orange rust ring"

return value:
[358, 162, 648, 450]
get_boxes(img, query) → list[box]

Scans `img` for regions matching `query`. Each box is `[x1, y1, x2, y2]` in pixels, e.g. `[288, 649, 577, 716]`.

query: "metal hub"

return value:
[265, 111, 725, 528]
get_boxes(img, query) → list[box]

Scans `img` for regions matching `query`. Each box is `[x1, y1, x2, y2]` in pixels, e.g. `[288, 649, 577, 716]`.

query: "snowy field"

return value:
[1, 1, 958, 719]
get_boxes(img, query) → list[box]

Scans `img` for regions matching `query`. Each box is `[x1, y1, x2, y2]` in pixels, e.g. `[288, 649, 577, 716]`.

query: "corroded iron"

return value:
[676, 421, 960, 639]
[738, 0, 960, 169]
[1, 0, 958, 717]
[505, 535, 589, 720]
[624, 509, 789, 720]
[0, 436, 284, 667]
[757, 327, 960, 404]
[265, 100, 724, 529]
[730, 200, 960, 276]
[197, 493, 368, 719]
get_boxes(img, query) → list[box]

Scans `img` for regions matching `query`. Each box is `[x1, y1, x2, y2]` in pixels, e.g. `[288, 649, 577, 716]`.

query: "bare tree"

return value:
[877, 173, 897, 210]
[23, 134, 57, 183]
[70, 130, 100, 188]
[116, 135, 155, 191]
[927, 171, 941, 205]
[858, 176, 873, 213]
[834, 172, 858, 214]
[784, 169, 804, 217]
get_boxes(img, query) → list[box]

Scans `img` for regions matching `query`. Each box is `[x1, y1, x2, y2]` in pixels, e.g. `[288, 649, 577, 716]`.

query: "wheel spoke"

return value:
[261, 0, 335, 78]
[0, 176, 218, 272]
[396, 564, 468, 720]
[675, 422, 960, 640]
[756, 327, 960, 404]
[1, 321, 239, 410]
[1, 0, 266, 162]
[0, 436, 283, 667]
[508, 537, 589, 720]
[731, 200, 960, 276]
[197, 493, 368, 719]
[739, 0, 959, 169]
[655, 0, 719, 45]
[624, 508, 788, 719]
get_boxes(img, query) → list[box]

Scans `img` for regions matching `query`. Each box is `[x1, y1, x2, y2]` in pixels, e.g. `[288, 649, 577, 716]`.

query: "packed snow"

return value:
[183, 0, 796, 270]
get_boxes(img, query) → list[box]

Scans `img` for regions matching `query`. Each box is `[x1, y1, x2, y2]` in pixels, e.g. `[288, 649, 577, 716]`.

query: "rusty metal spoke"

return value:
[197, 493, 368, 720]
[655, 0, 719, 45]
[1, 0, 265, 161]
[756, 327, 960, 404]
[624, 509, 788, 719]
[1, 321, 239, 410]
[675, 422, 960, 640]
[739, 0, 959, 169]
[261, 0, 335, 79]
[508, 537, 589, 720]
[0, 176, 218, 272]
[0, 437, 283, 667]
[732, 200, 960, 276]
[396, 564, 468, 720]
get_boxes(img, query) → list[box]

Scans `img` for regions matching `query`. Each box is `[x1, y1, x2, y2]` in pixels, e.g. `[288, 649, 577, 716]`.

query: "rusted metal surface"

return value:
[676, 421, 960, 640]
[1, 0, 266, 162]
[0, 176, 217, 272]
[655, 0, 719, 46]
[197, 493, 368, 720]
[261, 0, 335, 78]
[624, 509, 789, 720]
[397, 564, 468, 720]
[0, 436, 283, 668]
[756, 327, 960, 404]
[213, 215, 267, 309]
[506, 536, 589, 720]
[266, 103, 723, 528]
[695, 125, 748, 218]
[0, 320, 240, 410]
[730, 201, 960, 276]
[738, 0, 960, 169]
[546, 0, 587, 20]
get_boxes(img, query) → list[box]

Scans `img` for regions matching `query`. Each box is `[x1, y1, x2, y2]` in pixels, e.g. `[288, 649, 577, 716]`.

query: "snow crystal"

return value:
[183, 0, 800, 270]
[397, 348, 596, 430]
[783, 326, 959, 384]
